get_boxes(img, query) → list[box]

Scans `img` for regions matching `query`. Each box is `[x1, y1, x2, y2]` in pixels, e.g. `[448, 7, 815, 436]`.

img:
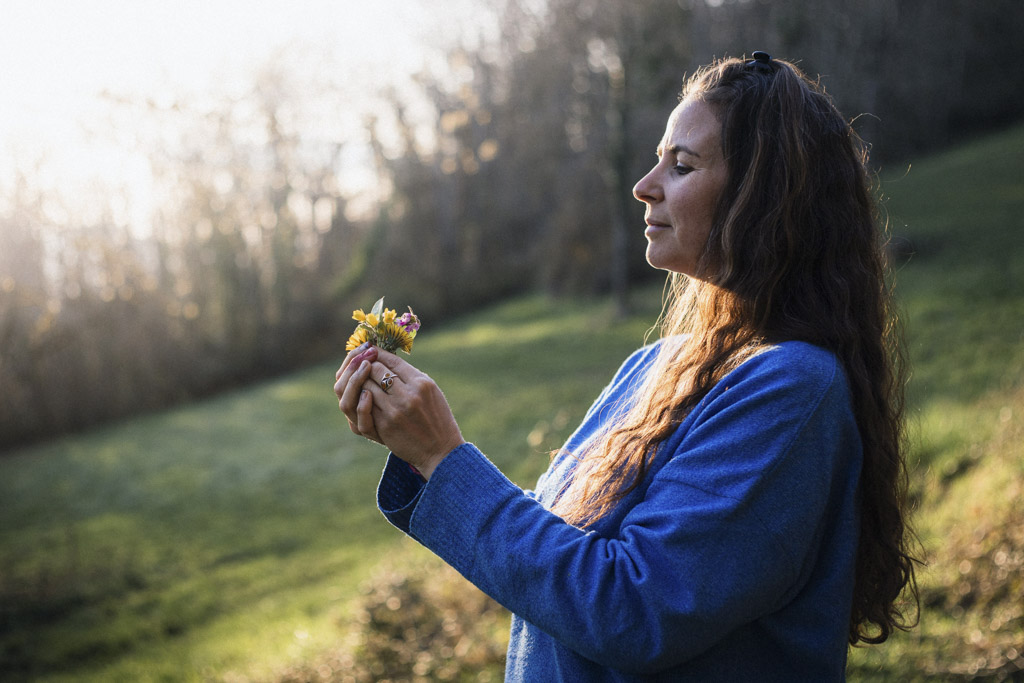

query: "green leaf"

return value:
[370, 297, 385, 318]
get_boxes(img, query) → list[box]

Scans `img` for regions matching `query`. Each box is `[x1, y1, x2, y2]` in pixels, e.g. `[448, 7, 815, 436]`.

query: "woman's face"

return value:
[633, 98, 728, 278]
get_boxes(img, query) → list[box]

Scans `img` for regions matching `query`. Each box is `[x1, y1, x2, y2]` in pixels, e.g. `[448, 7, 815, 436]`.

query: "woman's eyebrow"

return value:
[668, 143, 700, 158]
[651, 143, 700, 157]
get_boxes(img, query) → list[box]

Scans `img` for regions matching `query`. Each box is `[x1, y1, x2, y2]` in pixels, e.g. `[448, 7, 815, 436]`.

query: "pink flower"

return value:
[399, 309, 421, 334]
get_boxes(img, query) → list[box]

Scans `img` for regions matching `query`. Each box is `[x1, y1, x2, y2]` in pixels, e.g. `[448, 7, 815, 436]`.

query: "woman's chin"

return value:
[645, 248, 686, 275]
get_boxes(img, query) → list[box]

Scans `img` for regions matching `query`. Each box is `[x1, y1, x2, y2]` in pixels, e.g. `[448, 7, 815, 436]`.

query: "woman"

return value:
[335, 52, 918, 680]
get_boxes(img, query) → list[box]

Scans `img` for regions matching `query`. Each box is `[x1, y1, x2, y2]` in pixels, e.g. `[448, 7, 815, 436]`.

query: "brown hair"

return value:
[551, 55, 918, 646]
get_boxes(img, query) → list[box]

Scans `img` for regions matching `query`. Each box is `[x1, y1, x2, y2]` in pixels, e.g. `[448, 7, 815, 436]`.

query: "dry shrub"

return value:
[920, 500, 1024, 680]
[276, 557, 507, 682]
[917, 402, 1024, 681]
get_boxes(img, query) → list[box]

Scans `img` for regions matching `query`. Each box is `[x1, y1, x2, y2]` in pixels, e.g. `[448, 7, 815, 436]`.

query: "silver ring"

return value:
[380, 372, 398, 392]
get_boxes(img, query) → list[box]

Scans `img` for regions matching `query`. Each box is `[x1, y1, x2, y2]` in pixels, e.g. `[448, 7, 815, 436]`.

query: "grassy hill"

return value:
[1, 121, 1022, 681]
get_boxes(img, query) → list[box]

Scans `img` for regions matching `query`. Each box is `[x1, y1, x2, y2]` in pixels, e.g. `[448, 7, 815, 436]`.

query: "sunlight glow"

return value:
[0, 0, 487, 235]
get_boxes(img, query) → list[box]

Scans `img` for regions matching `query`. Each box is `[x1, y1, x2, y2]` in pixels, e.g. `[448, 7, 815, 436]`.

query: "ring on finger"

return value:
[380, 371, 399, 392]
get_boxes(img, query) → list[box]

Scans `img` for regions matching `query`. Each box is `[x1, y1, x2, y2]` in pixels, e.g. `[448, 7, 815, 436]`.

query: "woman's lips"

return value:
[645, 220, 670, 237]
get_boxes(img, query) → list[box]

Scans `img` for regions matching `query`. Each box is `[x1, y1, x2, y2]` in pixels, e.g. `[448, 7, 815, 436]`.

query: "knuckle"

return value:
[402, 392, 422, 411]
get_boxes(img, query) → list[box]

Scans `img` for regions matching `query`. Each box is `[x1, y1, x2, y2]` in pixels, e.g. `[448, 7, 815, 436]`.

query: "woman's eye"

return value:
[673, 164, 693, 176]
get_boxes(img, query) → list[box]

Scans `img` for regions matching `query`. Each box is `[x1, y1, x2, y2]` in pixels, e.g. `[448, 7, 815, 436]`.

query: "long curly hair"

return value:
[551, 55, 919, 646]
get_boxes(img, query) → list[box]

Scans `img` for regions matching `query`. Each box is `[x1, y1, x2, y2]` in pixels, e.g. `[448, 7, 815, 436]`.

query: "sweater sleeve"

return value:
[377, 345, 859, 674]
[376, 343, 658, 524]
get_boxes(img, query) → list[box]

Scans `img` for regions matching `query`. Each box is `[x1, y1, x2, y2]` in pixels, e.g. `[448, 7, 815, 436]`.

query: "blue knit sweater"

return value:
[377, 340, 861, 681]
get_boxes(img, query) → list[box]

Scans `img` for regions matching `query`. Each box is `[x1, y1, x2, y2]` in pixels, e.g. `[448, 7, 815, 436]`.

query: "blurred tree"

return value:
[685, 0, 1024, 162]
[0, 58, 365, 448]
[365, 0, 691, 315]
[4, 0, 1022, 447]
[0, 173, 61, 441]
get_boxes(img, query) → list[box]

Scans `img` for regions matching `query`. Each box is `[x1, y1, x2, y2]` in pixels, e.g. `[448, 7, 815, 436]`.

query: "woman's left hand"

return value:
[334, 347, 465, 479]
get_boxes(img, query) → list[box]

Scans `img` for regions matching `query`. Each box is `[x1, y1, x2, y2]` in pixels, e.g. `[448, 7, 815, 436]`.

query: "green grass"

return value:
[0, 292, 661, 681]
[2, 120, 1023, 681]
[881, 121, 1024, 484]
[0, 372, 400, 680]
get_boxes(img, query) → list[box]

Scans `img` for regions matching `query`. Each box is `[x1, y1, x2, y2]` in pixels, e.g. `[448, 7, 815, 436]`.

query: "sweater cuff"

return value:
[377, 453, 428, 534]
[408, 443, 523, 572]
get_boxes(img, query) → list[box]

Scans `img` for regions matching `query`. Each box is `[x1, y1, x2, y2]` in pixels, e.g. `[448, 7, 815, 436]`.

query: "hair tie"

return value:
[747, 51, 773, 73]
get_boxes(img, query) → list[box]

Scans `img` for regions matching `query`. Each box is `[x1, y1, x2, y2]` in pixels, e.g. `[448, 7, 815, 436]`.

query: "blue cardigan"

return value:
[377, 341, 862, 681]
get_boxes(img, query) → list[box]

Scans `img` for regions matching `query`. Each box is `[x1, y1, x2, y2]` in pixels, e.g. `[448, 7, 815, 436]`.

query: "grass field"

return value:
[2, 121, 1022, 681]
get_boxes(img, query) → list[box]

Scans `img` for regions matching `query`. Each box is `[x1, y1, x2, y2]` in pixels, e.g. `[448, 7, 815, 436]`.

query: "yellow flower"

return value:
[383, 308, 397, 324]
[364, 312, 379, 327]
[346, 326, 372, 351]
[352, 309, 366, 323]
[377, 321, 414, 353]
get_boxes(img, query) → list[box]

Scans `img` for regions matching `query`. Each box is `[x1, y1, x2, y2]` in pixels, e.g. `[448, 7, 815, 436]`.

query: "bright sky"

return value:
[0, 0, 487, 225]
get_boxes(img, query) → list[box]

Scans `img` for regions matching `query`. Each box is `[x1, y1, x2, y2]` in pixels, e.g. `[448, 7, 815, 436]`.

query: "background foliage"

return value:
[2, 0, 1023, 448]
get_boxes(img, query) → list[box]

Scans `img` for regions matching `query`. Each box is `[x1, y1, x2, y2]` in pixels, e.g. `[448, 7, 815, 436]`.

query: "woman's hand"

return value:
[334, 345, 465, 479]
[335, 342, 384, 444]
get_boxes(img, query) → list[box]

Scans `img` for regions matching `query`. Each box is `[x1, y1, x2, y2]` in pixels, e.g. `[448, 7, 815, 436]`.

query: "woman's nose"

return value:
[633, 167, 660, 203]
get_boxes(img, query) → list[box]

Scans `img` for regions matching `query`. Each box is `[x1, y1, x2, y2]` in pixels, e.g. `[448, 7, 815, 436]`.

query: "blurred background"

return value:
[2, 1, 1024, 681]
[3, 0, 1021, 449]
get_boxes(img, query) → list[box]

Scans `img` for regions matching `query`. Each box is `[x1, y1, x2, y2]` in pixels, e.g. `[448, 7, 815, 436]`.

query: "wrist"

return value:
[416, 439, 465, 480]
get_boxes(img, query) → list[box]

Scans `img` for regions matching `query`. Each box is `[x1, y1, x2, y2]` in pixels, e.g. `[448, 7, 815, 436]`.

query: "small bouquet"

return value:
[346, 297, 421, 354]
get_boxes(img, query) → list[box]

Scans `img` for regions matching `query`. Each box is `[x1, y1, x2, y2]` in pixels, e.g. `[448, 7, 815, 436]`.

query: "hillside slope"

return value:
[0, 122, 1021, 681]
